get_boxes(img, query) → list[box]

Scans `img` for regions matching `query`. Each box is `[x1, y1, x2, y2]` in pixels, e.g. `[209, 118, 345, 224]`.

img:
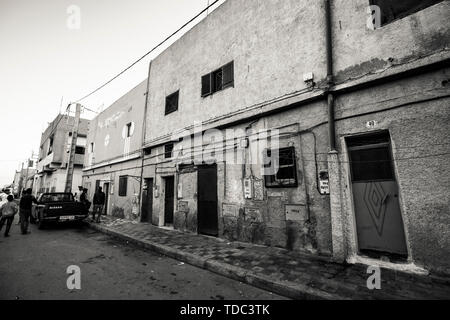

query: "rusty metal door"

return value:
[197, 164, 218, 236]
[141, 178, 153, 223]
[348, 132, 407, 257]
[164, 176, 174, 225]
[103, 183, 109, 216]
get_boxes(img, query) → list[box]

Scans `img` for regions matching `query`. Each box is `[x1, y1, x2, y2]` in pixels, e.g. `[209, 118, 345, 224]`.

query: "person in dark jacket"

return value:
[80, 188, 91, 210]
[92, 187, 106, 223]
[19, 188, 37, 235]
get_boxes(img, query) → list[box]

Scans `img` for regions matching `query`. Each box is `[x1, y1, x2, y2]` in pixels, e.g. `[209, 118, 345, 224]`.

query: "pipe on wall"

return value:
[138, 60, 153, 219]
[324, 0, 336, 151]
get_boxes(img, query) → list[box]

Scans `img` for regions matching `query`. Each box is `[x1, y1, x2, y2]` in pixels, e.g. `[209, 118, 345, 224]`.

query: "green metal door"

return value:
[347, 132, 407, 257]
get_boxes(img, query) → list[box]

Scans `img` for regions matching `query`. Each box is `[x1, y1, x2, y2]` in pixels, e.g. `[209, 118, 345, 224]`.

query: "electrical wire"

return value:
[74, 0, 220, 103]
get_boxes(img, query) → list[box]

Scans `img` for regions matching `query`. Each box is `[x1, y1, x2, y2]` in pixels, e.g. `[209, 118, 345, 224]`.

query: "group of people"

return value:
[75, 186, 106, 223]
[0, 188, 37, 237]
[0, 185, 106, 237]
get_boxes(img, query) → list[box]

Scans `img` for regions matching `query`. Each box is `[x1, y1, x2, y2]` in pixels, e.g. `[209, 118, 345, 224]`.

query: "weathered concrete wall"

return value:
[39, 114, 89, 164]
[332, 0, 450, 84]
[136, 0, 450, 271]
[85, 80, 147, 167]
[175, 168, 198, 233]
[145, 0, 327, 145]
[141, 99, 333, 256]
[82, 158, 142, 221]
[334, 68, 450, 274]
[82, 80, 147, 221]
[211, 103, 332, 255]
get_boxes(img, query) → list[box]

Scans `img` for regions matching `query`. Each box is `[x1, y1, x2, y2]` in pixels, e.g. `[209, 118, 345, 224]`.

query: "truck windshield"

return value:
[40, 194, 74, 202]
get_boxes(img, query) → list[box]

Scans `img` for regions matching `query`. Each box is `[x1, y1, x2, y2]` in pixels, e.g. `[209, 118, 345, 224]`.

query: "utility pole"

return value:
[23, 151, 35, 194]
[19, 161, 24, 196]
[138, 60, 153, 219]
[24, 159, 30, 192]
[65, 103, 81, 193]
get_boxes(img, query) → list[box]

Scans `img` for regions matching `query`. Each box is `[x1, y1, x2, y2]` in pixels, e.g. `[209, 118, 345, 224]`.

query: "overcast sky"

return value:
[0, 0, 225, 187]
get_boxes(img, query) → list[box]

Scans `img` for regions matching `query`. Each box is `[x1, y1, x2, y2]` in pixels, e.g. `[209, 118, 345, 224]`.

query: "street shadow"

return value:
[31, 220, 89, 232]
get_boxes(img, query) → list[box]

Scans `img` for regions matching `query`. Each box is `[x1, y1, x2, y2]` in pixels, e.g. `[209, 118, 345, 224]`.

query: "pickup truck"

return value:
[32, 193, 89, 229]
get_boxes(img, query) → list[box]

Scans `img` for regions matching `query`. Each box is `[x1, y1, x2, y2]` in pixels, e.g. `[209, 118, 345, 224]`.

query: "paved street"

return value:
[0, 216, 285, 300]
[89, 216, 450, 300]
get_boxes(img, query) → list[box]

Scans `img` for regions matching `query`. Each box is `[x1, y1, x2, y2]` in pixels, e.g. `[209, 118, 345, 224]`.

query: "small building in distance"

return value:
[35, 114, 90, 196]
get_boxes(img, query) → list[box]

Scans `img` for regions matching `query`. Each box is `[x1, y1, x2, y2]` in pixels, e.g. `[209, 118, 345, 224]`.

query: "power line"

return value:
[74, 0, 220, 103]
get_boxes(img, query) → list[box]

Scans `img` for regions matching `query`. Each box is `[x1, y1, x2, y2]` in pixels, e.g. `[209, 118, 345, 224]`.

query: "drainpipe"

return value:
[325, 0, 336, 151]
[138, 60, 153, 219]
[324, 0, 346, 262]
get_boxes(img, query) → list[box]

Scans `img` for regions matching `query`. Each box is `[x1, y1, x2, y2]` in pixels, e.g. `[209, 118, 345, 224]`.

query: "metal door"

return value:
[164, 176, 174, 225]
[197, 164, 218, 236]
[347, 132, 407, 257]
[103, 183, 109, 215]
[141, 178, 153, 223]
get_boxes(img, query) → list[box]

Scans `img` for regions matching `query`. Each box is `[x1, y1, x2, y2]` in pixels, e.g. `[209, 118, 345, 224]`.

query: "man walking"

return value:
[0, 195, 19, 237]
[19, 188, 37, 235]
[92, 186, 105, 223]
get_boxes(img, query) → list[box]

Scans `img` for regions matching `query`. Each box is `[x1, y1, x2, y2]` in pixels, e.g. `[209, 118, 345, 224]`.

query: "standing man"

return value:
[0, 195, 18, 237]
[19, 188, 37, 235]
[74, 186, 83, 202]
[92, 186, 105, 223]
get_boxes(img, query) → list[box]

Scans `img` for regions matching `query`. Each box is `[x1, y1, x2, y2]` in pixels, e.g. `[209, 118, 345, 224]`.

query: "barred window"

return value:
[263, 147, 298, 188]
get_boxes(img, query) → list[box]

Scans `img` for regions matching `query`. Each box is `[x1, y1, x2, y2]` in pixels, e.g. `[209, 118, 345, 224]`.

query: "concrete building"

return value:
[137, 0, 450, 273]
[135, 0, 450, 275]
[12, 166, 37, 198]
[35, 114, 90, 196]
[82, 80, 147, 220]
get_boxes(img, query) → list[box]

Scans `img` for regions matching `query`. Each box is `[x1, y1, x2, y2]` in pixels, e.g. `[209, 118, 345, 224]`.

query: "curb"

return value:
[87, 221, 344, 300]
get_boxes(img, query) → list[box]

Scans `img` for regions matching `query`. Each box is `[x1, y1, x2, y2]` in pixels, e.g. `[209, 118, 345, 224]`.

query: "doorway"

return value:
[141, 178, 153, 223]
[164, 176, 175, 226]
[103, 183, 109, 216]
[197, 164, 218, 236]
[347, 131, 407, 258]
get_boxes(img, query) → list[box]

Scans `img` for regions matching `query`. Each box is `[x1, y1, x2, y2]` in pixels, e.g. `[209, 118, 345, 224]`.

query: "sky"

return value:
[0, 0, 226, 187]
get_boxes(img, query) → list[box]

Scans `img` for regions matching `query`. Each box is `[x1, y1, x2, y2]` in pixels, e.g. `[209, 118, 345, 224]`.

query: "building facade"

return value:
[82, 80, 147, 220]
[35, 114, 89, 196]
[136, 0, 450, 275]
[12, 167, 36, 198]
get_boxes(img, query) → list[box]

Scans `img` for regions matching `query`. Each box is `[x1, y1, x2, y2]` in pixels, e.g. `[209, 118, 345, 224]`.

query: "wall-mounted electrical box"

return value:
[303, 72, 314, 82]
[240, 138, 249, 149]
[319, 171, 330, 195]
[177, 182, 183, 199]
[244, 178, 253, 199]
